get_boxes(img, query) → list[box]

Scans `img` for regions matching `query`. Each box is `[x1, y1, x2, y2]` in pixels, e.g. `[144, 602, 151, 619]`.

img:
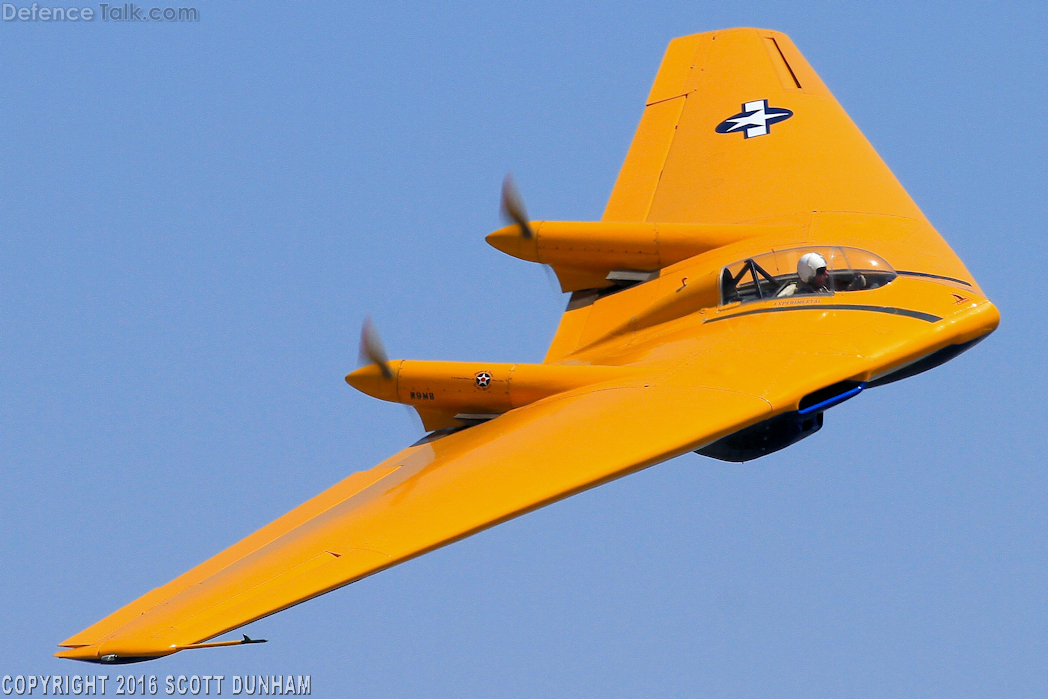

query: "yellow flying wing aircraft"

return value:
[57, 27, 999, 664]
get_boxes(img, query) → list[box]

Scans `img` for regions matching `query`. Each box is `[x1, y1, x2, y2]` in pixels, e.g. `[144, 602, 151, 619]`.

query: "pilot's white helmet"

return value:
[797, 252, 828, 283]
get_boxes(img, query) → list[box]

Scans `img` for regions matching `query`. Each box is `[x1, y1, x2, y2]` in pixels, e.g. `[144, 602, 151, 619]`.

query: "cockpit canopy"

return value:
[720, 246, 896, 306]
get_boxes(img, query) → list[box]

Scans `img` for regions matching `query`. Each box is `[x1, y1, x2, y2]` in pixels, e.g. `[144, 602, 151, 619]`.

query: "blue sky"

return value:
[1, 1, 1045, 696]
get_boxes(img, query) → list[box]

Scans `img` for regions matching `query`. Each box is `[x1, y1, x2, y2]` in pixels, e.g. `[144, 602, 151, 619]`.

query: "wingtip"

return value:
[55, 644, 175, 664]
[55, 646, 95, 661]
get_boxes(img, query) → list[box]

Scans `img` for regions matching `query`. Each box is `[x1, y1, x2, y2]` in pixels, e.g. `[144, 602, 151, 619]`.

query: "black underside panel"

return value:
[697, 410, 823, 462]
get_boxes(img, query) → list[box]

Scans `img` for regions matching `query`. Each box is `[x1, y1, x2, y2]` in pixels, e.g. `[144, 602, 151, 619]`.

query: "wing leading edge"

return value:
[58, 379, 771, 662]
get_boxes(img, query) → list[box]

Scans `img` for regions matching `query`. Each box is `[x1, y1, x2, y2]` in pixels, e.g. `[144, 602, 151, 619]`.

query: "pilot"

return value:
[777, 252, 831, 297]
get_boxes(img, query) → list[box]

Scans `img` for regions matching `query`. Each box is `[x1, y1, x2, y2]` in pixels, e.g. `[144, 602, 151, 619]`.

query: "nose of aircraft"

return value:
[952, 294, 1000, 341]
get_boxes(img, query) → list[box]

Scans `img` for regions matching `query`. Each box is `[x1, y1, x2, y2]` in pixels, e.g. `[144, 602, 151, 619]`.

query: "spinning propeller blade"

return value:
[500, 173, 535, 240]
[359, 317, 394, 380]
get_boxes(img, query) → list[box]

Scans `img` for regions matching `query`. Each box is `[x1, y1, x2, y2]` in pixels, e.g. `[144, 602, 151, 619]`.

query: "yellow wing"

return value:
[57, 279, 1000, 662]
[58, 378, 771, 662]
[603, 28, 926, 225]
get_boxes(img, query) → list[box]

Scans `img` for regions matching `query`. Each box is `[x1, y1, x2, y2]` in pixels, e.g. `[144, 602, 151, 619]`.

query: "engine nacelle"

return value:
[486, 220, 799, 292]
[347, 360, 634, 431]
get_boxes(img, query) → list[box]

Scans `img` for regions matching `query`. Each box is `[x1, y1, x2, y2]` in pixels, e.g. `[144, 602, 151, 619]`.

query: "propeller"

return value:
[498, 173, 563, 294]
[351, 317, 418, 432]
[359, 316, 393, 379]
[500, 173, 536, 240]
